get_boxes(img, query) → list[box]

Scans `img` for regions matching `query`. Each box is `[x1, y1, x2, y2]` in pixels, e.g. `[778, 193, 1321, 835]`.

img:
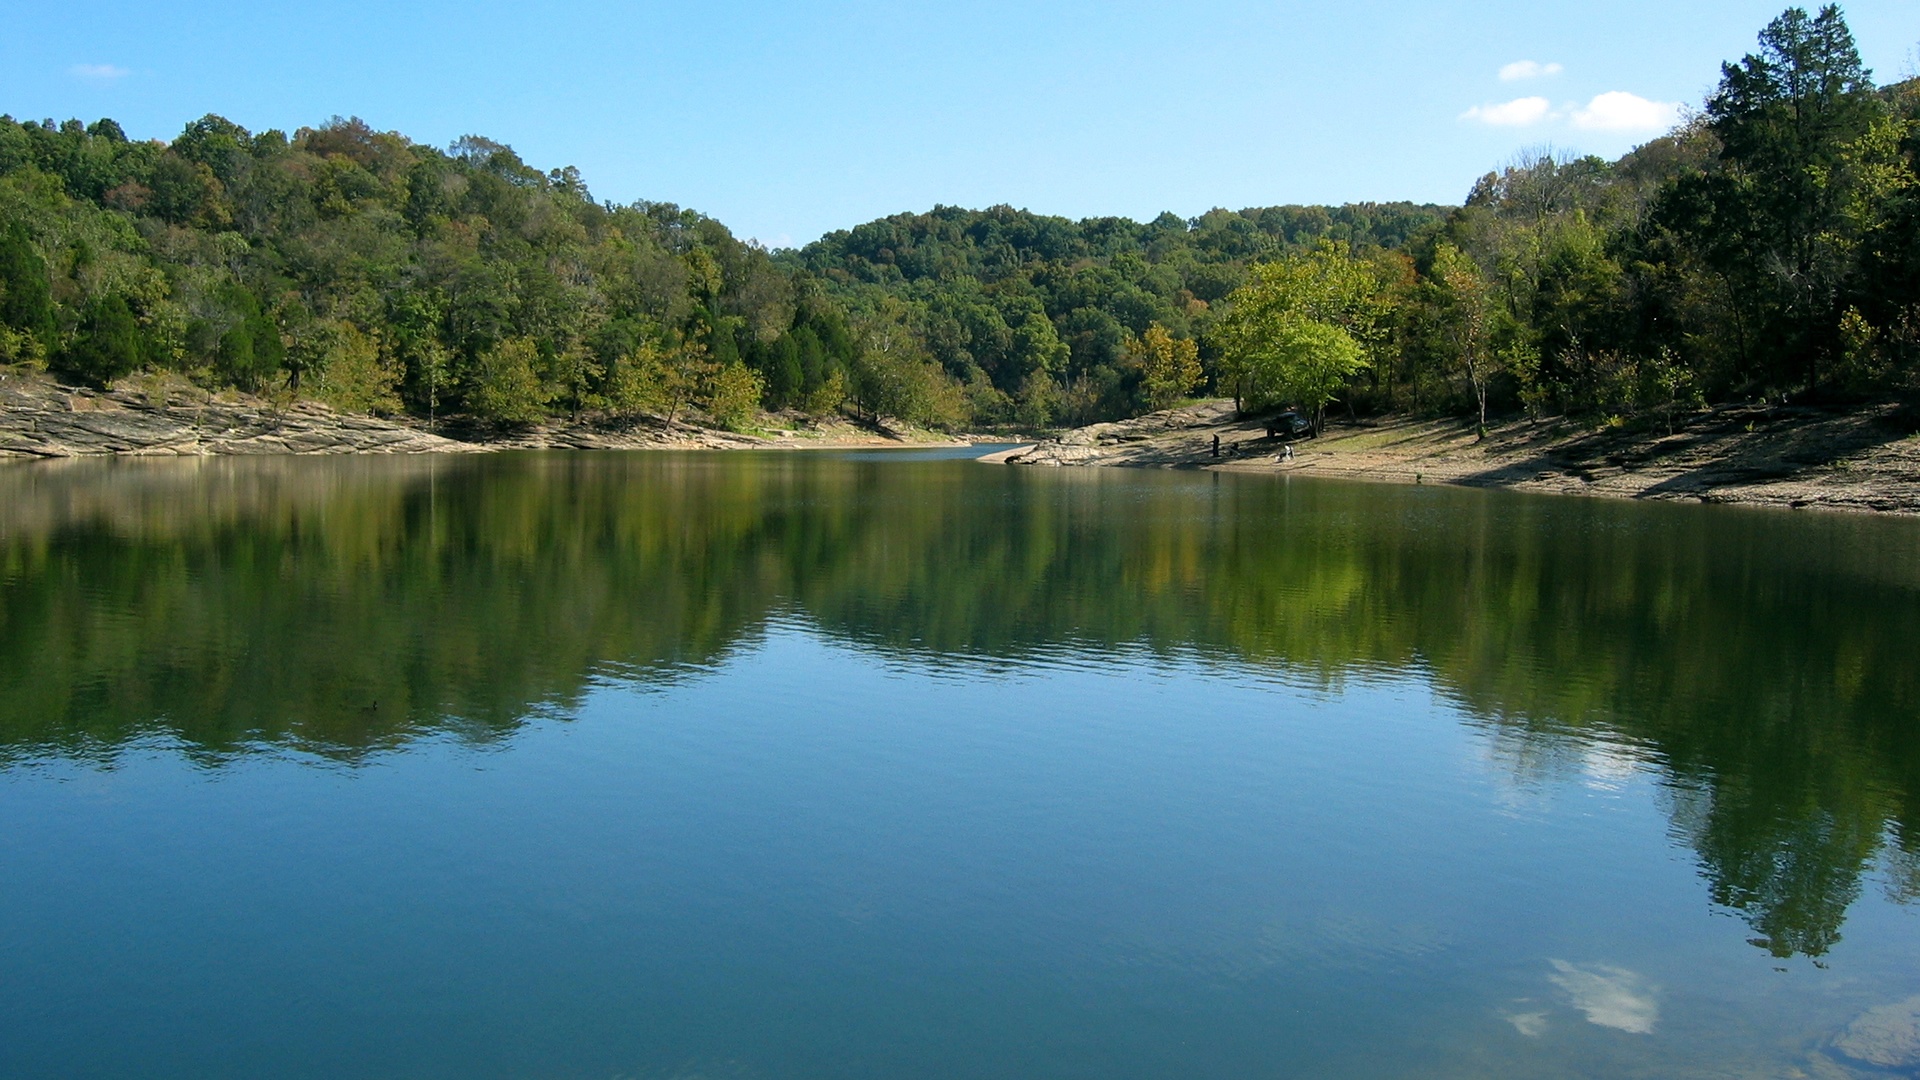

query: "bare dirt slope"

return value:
[987, 399, 1920, 515]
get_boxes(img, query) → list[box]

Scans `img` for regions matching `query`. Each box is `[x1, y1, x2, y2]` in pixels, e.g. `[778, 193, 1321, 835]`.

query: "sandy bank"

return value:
[994, 400, 1920, 515]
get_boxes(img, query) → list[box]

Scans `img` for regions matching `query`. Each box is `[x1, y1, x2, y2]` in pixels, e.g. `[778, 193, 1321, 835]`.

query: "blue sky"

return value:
[6, 1, 1918, 246]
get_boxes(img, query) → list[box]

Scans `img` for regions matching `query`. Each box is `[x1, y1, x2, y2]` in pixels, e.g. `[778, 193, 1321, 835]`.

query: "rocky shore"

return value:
[0, 373, 964, 458]
[987, 399, 1920, 515]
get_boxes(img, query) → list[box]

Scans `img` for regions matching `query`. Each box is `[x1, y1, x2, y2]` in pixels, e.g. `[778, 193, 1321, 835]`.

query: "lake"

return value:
[1, 450, 1917, 1079]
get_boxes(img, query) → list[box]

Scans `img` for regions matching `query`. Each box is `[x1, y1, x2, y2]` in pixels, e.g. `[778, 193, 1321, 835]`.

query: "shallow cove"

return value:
[1, 450, 1918, 1079]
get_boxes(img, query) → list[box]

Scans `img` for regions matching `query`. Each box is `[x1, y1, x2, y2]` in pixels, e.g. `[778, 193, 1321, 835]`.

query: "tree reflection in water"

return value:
[2, 451, 1915, 958]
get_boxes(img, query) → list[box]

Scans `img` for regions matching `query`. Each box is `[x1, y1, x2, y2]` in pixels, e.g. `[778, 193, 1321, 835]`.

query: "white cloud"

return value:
[1500, 60, 1564, 82]
[1460, 97, 1552, 127]
[1572, 91, 1682, 132]
[1549, 960, 1659, 1034]
[69, 64, 130, 81]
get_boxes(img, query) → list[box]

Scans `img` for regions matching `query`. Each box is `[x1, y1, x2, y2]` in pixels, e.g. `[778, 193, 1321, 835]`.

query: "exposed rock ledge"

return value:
[0, 373, 960, 458]
[0, 374, 474, 457]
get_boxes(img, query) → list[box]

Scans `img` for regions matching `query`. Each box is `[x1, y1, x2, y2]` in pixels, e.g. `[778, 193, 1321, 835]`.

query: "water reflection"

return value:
[1, 451, 1916, 960]
[1547, 961, 1659, 1034]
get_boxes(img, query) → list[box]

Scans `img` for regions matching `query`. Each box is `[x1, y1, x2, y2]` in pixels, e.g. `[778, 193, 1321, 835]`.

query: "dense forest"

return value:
[0, 5, 1915, 432]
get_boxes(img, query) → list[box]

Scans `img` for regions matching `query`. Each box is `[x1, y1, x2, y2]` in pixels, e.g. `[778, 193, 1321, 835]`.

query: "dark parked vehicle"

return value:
[1266, 412, 1314, 439]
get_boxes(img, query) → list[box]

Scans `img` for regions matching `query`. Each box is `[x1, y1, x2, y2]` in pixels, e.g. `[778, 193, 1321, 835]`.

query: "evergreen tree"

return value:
[58, 295, 142, 388]
[217, 307, 285, 391]
[0, 223, 55, 351]
[1698, 4, 1882, 387]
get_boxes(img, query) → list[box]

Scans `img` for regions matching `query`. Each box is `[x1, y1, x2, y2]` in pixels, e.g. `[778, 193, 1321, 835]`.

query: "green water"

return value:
[1, 451, 1916, 1078]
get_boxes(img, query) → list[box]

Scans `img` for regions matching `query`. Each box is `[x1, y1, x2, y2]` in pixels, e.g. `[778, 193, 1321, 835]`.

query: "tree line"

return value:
[0, 6, 1914, 432]
[1209, 5, 1920, 432]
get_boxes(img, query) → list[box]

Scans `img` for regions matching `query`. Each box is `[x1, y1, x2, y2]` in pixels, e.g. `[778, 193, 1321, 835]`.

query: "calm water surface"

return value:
[1, 451, 1917, 1079]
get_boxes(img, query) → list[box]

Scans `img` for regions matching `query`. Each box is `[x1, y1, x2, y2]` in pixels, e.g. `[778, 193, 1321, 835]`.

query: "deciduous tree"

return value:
[471, 337, 552, 424]
[1131, 324, 1204, 410]
[1211, 243, 1382, 428]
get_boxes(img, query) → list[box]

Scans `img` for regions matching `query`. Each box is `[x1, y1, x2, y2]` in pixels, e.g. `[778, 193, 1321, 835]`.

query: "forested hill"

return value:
[781, 202, 1444, 422]
[0, 110, 1439, 430]
[1, 5, 1916, 434]
[794, 203, 1442, 293]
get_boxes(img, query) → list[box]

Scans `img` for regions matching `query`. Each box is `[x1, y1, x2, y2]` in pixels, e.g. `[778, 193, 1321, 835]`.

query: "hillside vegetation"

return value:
[0, 5, 1915, 434]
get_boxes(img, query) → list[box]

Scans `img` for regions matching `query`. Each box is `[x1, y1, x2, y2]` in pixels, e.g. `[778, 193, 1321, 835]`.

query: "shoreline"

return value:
[12, 370, 1917, 517]
[989, 400, 1920, 516]
[0, 372, 974, 459]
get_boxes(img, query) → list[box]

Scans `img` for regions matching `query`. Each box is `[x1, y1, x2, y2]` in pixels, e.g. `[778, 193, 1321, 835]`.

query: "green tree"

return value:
[58, 294, 143, 388]
[217, 321, 265, 390]
[1430, 243, 1500, 435]
[471, 337, 552, 424]
[759, 331, 804, 407]
[605, 340, 668, 419]
[310, 322, 402, 415]
[551, 344, 605, 418]
[1010, 310, 1070, 379]
[802, 368, 848, 416]
[608, 340, 711, 426]
[1695, 4, 1881, 388]
[1212, 244, 1383, 428]
[0, 222, 55, 360]
[416, 340, 451, 427]
[1235, 319, 1365, 428]
[215, 297, 286, 392]
[704, 360, 764, 430]
[1015, 370, 1060, 429]
[849, 302, 970, 429]
[1131, 324, 1203, 410]
[145, 154, 229, 228]
[1841, 107, 1920, 377]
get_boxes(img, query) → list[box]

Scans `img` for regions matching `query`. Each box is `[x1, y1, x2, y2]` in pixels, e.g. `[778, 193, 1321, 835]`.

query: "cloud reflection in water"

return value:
[1548, 959, 1659, 1034]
